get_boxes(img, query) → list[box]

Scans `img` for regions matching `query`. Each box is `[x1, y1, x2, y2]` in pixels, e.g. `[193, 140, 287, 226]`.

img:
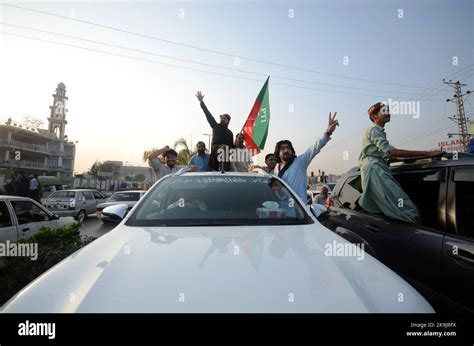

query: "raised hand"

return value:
[326, 112, 339, 136]
[195, 91, 205, 102]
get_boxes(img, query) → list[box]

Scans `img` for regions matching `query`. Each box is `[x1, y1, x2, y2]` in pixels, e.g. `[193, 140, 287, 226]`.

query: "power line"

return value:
[0, 2, 449, 91]
[390, 120, 452, 144]
[1, 30, 450, 99]
[397, 125, 455, 147]
[414, 65, 474, 102]
[1, 22, 452, 98]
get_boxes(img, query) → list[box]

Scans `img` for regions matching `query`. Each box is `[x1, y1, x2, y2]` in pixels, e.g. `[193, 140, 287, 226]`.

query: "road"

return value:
[78, 214, 117, 239]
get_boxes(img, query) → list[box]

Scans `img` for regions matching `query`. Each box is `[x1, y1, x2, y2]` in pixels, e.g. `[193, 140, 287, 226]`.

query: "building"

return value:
[95, 160, 153, 181]
[0, 83, 76, 178]
[121, 164, 153, 181]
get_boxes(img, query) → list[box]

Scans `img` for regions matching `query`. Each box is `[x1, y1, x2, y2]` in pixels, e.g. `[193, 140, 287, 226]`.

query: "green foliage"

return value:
[0, 222, 96, 306]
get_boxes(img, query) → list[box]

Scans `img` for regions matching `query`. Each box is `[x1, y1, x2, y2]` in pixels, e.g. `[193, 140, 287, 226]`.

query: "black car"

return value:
[321, 153, 474, 312]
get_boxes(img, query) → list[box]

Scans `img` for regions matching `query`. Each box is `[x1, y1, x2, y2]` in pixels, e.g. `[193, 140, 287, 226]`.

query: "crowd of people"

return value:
[147, 93, 450, 226]
[1, 172, 42, 202]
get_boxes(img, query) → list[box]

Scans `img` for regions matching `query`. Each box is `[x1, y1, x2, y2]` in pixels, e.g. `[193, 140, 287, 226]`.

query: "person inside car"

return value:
[166, 189, 207, 211]
[358, 102, 444, 224]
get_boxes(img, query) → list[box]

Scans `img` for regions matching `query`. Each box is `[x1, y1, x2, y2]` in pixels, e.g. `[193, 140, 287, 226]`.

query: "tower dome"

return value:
[57, 82, 66, 90]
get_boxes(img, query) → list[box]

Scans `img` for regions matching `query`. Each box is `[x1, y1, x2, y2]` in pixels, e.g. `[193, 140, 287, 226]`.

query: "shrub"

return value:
[0, 223, 96, 306]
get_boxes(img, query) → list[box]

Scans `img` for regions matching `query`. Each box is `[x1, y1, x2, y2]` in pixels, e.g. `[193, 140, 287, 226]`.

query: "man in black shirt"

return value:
[196, 91, 234, 171]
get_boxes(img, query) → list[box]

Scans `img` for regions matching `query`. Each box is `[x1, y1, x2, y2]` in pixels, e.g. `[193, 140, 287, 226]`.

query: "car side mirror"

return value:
[102, 204, 129, 221]
[310, 204, 329, 221]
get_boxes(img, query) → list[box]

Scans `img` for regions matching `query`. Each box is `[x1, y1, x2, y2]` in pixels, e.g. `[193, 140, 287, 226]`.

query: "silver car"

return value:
[2, 172, 434, 313]
[43, 189, 107, 222]
[96, 190, 146, 224]
[0, 196, 76, 243]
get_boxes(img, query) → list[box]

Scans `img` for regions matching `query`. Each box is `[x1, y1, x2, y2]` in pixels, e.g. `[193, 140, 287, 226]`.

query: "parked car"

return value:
[2, 171, 433, 313]
[96, 190, 146, 223]
[320, 153, 474, 312]
[0, 196, 76, 243]
[43, 189, 107, 222]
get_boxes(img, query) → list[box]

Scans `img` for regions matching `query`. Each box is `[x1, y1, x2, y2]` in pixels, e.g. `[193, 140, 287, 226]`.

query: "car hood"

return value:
[1, 223, 433, 313]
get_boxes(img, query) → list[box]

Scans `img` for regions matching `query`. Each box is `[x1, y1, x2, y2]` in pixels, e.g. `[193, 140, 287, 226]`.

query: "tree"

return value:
[143, 148, 161, 163]
[87, 161, 103, 178]
[173, 138, 195, 165]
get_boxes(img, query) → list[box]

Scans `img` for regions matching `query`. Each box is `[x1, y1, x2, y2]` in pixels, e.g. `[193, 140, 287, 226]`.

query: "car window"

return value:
[83, 191, 94, 200]
[337, 175, 362, 209]
[109, 192, 141, 202]
[78, 192, 85, 201]
[11, 201, 50, 224]
[49, 191, 76, 198]
[393, 169, 445, 229]
[92, 191, 104, 200]
[0, 201, 13, 227]
[453, 168, 474, 238]
[128, 176, 313, 226]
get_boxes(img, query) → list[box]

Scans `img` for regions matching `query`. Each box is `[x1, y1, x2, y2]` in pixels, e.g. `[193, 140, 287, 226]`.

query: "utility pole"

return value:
[202, 133, 212, 151]
[444, 79, 471, 151]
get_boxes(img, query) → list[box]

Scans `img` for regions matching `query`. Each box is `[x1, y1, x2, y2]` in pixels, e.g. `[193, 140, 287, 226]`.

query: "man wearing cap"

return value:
[195, 91, 234, 171]
[358, 102, 443, 224]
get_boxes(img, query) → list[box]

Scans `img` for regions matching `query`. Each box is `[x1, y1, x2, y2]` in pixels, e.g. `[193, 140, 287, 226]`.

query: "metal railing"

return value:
[0, 138, 74, 157]
[1, 160, 72, 171]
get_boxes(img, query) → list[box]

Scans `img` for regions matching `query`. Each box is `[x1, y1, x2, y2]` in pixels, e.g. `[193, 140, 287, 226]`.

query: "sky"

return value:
[0, 0, 473, 175]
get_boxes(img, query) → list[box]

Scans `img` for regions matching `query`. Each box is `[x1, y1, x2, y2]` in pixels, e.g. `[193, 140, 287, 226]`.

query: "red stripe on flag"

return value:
[243, 99, 263, 153]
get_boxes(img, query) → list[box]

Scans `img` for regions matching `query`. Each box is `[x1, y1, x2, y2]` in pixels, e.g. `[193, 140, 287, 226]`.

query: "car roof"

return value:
[0, 195, 38, 201]
[346, 155, 474, 176]
[173, 171, 272, 177]
[58, 189, 98, 192]
[113, 190, 145, 193]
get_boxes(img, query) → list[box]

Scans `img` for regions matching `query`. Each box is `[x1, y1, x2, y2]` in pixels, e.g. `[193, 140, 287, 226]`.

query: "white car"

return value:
[1, 172, 434, 313]
[0, 196, 77, 243]
[96, 190, 146, 223]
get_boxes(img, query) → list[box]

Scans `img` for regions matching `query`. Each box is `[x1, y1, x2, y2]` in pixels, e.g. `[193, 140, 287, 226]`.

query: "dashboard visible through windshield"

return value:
[127, 175, 313, 226]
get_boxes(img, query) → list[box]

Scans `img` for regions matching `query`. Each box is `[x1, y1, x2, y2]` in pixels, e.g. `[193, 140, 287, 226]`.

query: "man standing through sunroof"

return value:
[358, 102, 443, 224]
[196, 90, 234, 171]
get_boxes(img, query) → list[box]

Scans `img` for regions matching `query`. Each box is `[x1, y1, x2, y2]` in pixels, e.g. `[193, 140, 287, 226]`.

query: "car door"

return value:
[441, 166, 474, 311]
[374, 168, 447, 304]
[92, 190, 106, 204]
[0, 200, 18, 243]
[329, 169, 446, 308]
[83, 191, 96, 214]
[11, 200, 58, 240]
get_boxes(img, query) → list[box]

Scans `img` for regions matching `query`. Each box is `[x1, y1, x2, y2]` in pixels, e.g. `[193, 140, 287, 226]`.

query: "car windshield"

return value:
[127, 175, 313, 226]
[48, 191, 76, 199]
[109, 192, 141, 202]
